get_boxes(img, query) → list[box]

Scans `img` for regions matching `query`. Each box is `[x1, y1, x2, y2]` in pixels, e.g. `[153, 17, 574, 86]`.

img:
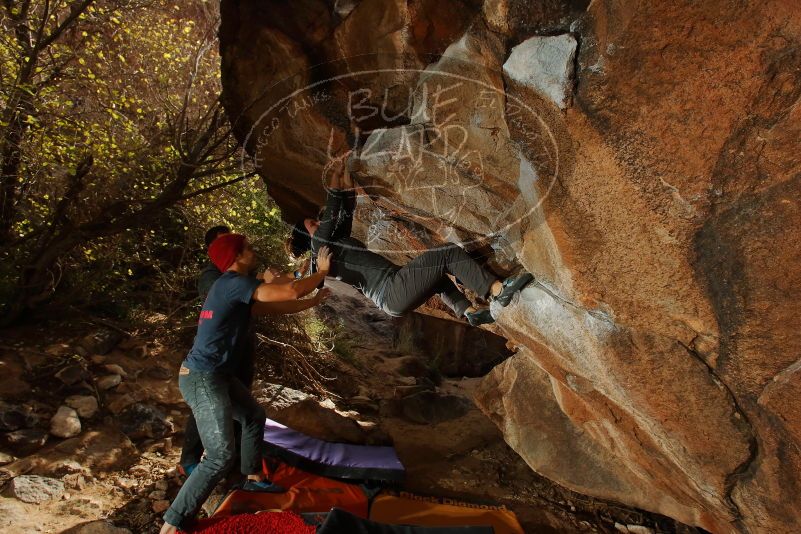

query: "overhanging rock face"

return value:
[219, 1, 801, 532]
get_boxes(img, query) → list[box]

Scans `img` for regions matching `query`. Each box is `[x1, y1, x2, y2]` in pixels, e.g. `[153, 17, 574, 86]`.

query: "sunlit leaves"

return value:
[1, 0, 280, 312]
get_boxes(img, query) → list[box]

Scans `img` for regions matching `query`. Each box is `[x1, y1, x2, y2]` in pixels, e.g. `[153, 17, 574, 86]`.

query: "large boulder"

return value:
[220, 1, 801, 532]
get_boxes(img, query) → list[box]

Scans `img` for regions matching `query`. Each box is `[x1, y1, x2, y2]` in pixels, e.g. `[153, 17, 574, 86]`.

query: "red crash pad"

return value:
[209, 460, 368, 518]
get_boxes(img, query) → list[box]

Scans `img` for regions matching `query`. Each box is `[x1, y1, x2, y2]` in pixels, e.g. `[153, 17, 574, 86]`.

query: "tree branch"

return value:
[177, 172, 257, 202]
[34, 0, 94, 53]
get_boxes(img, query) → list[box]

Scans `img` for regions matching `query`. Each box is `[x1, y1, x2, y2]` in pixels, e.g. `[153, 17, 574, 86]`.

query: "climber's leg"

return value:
[378, 244, 495, 317]
[434, 277, 473, 317]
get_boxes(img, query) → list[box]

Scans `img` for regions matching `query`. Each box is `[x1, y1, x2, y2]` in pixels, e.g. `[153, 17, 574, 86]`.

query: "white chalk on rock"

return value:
[503, 33, 577, 109]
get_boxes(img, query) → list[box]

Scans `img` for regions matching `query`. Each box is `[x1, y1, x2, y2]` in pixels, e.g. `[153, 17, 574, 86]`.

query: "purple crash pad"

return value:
[262, 418, 405, 482]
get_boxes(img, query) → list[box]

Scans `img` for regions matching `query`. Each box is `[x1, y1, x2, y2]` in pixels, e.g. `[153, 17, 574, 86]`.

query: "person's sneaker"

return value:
[239, 479, 285, 493]
[492, 273, 534, 307]
[465, 308, 495, 326]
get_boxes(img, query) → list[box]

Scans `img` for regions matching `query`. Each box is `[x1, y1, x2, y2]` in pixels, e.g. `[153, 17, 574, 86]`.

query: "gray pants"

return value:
[377, 244, 496, 317]
[164, 369, 266, 528]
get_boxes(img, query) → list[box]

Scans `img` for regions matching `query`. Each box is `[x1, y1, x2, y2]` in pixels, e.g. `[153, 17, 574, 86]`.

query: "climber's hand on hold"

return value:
[316, 245, 332, 273]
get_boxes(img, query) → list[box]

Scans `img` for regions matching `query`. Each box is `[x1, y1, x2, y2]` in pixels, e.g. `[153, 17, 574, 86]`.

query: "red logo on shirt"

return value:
[199, 310, 214, 322]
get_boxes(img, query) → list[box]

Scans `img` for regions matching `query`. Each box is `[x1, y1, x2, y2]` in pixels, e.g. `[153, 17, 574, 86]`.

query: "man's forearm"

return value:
[267, 271, 296, 283]
[252, 298, 319, 316]
[290, 269, 327, 298]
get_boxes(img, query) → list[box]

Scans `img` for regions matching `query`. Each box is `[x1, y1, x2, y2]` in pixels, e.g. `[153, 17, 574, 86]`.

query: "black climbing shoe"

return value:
[492, 272, 534, 307]
[465, 308, 495, 326]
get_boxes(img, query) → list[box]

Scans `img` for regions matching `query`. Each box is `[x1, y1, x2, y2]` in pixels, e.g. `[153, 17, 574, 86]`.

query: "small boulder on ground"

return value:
[55, 364, 89, 386]
[107, 394, 136, 415]
[2, 428, 48, 456]
[50, 406, 82, 438]
[62, 473, 87, 490]
[118, 404, 174, 440]
[103, 364, 128, 377]
[0, 452, 15, 465]
[126, 345, 149, 359]
[97, 374, 122, 390]
[0, 401, 37, 431]
[65, 395, 99, 418]
[78, 329, 124, 356]
[50, 459, 89, 477]
[145, 366, 172, 380]
[9, 474, 65, 503]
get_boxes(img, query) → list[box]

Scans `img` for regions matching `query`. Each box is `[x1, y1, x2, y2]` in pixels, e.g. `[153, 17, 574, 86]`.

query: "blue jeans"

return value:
[179, 339, 255, 469]
[163, 368, 266, 528]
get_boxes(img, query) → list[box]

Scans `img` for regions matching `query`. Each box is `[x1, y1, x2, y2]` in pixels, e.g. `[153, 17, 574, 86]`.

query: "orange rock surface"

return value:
[219, 1, 801, 531]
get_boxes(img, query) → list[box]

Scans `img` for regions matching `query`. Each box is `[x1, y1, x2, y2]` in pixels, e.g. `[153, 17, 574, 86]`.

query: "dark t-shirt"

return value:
[184, 272, 260, 373]
[197, 261, 222, 299]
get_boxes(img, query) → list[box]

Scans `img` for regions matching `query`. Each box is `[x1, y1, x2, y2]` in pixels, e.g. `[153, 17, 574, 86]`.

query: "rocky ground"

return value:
[0, 281, 700, 533]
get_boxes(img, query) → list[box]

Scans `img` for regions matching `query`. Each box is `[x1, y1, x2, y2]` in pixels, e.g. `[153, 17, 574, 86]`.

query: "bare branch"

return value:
[177, 172, 257, 202]
[34, 0, 94, 53]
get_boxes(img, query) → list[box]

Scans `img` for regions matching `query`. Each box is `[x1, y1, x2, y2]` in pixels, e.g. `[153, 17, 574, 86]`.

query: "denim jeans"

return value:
[179, 336, 255, 470]
[163, 369, 266, 528]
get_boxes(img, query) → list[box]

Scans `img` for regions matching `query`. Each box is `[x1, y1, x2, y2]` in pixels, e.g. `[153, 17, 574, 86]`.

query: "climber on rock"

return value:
[159, 234, 332, 534]
[287, 151, 533, 327]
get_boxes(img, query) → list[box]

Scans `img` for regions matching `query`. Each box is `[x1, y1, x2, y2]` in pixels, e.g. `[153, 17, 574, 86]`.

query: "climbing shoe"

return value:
[465, 308, 495, 326]
[492, 272, 534, 307]
[238, 479, 285, 493]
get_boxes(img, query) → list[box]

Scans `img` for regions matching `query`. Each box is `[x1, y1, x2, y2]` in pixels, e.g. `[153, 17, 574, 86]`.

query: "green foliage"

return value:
[0, 0, 291, 321]
[304, 314, 359, 367]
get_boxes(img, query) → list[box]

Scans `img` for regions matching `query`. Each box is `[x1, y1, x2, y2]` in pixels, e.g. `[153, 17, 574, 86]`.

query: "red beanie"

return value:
[208, 233, 246, 272]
